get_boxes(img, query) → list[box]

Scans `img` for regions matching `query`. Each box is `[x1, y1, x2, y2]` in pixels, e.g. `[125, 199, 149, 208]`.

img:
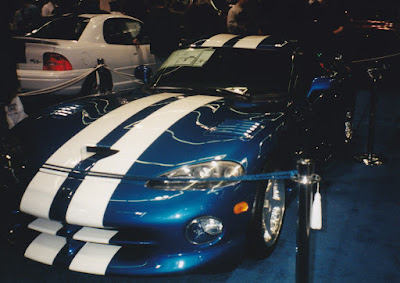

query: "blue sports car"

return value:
[0, 34, 353, 276]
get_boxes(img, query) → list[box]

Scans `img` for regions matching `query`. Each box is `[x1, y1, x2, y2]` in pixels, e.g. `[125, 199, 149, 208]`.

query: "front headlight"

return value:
[186, 216, 224, 245]
[146, 161, 244, 190]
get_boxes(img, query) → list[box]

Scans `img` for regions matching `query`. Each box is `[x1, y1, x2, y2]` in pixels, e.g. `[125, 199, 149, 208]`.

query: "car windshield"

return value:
[29, 16, 90, 40]
[152, 47, 293, 95]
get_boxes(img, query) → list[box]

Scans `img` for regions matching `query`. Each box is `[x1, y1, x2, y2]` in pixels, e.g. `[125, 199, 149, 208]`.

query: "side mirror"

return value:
[134, 65, 153, 84]
[307, 77, 334, 99]
[307, 76, 343, 105]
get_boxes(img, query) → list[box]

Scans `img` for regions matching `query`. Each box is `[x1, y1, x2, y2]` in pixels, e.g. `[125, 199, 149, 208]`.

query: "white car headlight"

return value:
[186, 216, 224, 245]
[146, 161, 244, 190]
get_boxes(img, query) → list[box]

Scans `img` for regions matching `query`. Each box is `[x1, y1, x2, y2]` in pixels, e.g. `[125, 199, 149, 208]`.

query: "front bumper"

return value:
[1, 171, 256, 276]
[4, 211, 247, 276]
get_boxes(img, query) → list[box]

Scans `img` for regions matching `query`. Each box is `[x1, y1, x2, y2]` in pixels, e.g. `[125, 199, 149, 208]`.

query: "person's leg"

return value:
[0, 104, 9, 139]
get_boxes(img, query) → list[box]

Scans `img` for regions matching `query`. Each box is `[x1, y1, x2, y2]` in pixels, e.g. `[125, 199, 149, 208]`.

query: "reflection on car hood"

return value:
[10, 91, 288, 178]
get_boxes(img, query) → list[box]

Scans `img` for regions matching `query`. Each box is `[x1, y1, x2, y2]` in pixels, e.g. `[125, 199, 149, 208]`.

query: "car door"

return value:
[120, 19, 156, 70]
[102, 18, 155, 90]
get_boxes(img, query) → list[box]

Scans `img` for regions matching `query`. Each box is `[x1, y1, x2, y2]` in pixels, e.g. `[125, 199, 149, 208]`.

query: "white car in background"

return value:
[15, 13, 156, 96]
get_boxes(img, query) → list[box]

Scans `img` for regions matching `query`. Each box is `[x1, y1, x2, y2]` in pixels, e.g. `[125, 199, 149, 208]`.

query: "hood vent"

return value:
[208, 120, 264, 139]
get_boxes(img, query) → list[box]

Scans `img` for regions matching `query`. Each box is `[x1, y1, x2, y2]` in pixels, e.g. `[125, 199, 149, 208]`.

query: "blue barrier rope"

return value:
[42, 164, 298, 182]
[137, 170, 298, 182]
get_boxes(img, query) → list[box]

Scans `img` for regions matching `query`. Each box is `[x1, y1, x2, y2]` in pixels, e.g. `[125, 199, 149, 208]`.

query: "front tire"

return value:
[248, 178, 286, 258]
[80, 71, 112, 96]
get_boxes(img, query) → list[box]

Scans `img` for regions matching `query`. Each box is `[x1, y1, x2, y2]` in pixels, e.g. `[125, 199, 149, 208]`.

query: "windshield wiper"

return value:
[150, 86, 253, 100]
[149, 86, 194, 92]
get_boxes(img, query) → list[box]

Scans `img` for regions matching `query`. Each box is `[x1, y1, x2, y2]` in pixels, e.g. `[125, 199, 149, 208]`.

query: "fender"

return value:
[307, 77, 335, 99]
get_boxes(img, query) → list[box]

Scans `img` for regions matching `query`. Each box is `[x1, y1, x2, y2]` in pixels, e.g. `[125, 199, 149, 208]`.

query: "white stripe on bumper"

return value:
[27, 218, 118, 245]
[24, 233, 66, 265]
[69, 242, 121, 275]
[28, 218, 63, 235]
[73, 226, 118, 244]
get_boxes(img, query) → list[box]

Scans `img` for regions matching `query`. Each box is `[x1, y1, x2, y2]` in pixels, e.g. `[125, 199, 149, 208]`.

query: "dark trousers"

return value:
[0, 104, 9, 139]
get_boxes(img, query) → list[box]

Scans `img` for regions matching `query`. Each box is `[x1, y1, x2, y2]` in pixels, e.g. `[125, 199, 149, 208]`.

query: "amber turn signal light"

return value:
[233, 201, 249, 215]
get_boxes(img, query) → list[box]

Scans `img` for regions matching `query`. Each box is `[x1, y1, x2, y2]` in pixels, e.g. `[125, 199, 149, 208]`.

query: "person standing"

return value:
[305, 0, 346, 51]
[1, 3, 20, 136]
[119, 0, 148, 21]
[41, 0, 57, 17]
[227, 0, 249, 35]
[13, 0, 42, 35]
[99, 0, 111, 13]
[184, 0, 225, 43]
[146, 0, 181, 71]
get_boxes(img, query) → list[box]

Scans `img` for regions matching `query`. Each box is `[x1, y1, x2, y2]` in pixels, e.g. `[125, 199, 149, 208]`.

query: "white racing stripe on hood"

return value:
[66, 95, 222, 228]
[24, 233, 66, 265]
[48, 92, 181, 168]
[20, 93, 181, 219]
[69, 242, 121, 275]
[233, 35, 270, 49]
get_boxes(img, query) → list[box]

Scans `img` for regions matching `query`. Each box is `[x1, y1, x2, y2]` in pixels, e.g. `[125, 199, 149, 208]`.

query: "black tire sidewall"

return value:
[81, 71, 113, 96]
[248, 174, 286, 259]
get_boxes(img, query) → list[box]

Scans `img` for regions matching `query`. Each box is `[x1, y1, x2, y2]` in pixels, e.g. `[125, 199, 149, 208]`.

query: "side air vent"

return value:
[208, 120, 264, 139]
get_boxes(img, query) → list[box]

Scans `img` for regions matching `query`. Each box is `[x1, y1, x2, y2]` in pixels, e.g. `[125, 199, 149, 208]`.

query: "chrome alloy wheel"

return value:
[261, 179, 285, 247]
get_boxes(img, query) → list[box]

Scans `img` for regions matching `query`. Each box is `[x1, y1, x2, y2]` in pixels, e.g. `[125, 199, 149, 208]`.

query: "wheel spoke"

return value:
[261, 179, 285, 246]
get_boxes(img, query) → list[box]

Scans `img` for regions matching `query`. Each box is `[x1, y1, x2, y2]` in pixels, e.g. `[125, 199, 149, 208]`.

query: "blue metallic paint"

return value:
[307, 77, 335, 98]
[2, 90, 288, 275]
[1, 34, 352, 275]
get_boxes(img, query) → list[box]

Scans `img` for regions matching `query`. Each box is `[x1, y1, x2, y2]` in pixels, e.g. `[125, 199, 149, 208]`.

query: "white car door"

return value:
[122, 19, 155, 69]
[102, 18, 155, 91]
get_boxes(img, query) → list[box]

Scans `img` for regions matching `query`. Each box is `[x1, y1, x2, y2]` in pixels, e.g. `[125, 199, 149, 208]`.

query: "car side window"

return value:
[103, 18, 142, 45]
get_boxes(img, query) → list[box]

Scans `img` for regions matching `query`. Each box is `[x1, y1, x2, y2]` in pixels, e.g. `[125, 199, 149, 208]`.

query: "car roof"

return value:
[73, 12, 143, 23]
[192, 34, 299, 51]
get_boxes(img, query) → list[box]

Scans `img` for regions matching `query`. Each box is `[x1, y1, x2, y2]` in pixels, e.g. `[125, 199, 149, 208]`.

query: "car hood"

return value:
[8, 91, 289, 180]
[3, 90, 291, 227]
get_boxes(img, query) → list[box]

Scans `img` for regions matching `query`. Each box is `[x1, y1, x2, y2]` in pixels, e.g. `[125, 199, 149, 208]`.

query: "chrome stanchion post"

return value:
[354, 60, 385, 166]
[293, 159, 320, 283]
[96, 58, 106, 94]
